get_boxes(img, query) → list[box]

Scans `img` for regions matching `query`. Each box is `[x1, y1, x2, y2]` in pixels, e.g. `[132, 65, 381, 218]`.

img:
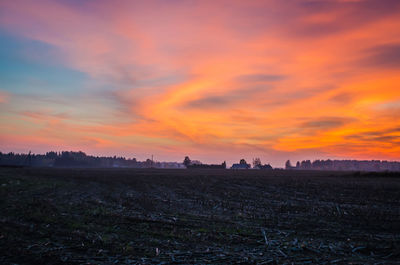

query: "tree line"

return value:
[0, 151, 144, 168]
[286, 159, 400, 172]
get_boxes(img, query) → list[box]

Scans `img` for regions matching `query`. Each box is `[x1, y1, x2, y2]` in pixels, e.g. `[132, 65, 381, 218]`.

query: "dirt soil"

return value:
[1, 168, 399, 264]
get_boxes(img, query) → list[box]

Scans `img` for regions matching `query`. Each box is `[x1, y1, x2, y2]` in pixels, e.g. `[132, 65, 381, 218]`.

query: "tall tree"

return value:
[240, 159, 247, 165]
[285, 160, 292, 170]
[253, 158, 262, 168]
[183, 156, 191, 167]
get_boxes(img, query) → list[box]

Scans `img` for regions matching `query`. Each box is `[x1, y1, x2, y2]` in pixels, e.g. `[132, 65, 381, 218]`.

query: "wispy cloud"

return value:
[236, 74, 287, 83]
[360, 43, 400, 68]
[1, 0, 400, 165]
[300, 117, 353, 130]
[0, 91, 9, 103]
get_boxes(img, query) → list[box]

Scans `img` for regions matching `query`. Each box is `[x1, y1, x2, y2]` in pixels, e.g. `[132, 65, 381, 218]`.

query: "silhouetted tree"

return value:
[45, 151, 58, 159]
[285, 160, 292, 170]
[183, 156, 191, 167]
[240, 159, 247, 165]
[253, 158, 262, 168]
[260, 164, 273, 170]
[144, 159, 153, 168]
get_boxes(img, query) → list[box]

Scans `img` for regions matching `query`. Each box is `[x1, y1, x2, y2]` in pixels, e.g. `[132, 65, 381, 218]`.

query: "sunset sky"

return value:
[1, 0, 400, 166]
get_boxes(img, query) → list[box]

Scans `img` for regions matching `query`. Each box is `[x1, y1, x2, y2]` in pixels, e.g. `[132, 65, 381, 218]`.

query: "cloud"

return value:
[0, 91, 9, 103]
[345, 126, 400, 145]
[301, 119, 344, 129]
[236, 74, 287, 83]
[329, 92, 354, 104]
[300, 117, 354, 130]
[183, 96, 230, 109]
[19, 110, 69, 120]
[1, 0, 400, 165]
[291, 0, 400, 38]
[360, 43, 400, 68]
[180, 84, 275, 110]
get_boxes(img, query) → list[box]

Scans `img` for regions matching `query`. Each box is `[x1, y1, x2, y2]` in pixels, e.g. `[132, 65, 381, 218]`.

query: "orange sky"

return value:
[1, 0, 400, 166]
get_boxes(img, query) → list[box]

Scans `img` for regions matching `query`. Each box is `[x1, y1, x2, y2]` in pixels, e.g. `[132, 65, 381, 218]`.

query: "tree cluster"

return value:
[286, 159, 400, 172]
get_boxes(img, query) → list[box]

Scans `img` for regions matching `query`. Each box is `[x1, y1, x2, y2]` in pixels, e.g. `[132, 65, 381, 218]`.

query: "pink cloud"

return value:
[1, 0, 400, 165]
[0, 91, 10, 103]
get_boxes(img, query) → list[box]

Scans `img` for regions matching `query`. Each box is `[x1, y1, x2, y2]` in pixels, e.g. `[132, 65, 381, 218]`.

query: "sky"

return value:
[1, 0, 400, 167]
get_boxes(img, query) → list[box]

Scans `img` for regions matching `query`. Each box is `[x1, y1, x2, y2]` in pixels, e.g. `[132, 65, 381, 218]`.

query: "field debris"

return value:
[1, 167, 399, 264]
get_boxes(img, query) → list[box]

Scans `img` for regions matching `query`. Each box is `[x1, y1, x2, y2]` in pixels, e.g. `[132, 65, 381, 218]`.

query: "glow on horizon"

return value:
[0, 0, 400, 167]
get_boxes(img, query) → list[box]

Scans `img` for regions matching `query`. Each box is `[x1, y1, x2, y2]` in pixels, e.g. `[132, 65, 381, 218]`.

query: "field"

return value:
[1, 167, 399, 264]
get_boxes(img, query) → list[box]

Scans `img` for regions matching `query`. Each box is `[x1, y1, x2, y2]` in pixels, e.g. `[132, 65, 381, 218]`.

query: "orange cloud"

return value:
[1, 0, 400, 166]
